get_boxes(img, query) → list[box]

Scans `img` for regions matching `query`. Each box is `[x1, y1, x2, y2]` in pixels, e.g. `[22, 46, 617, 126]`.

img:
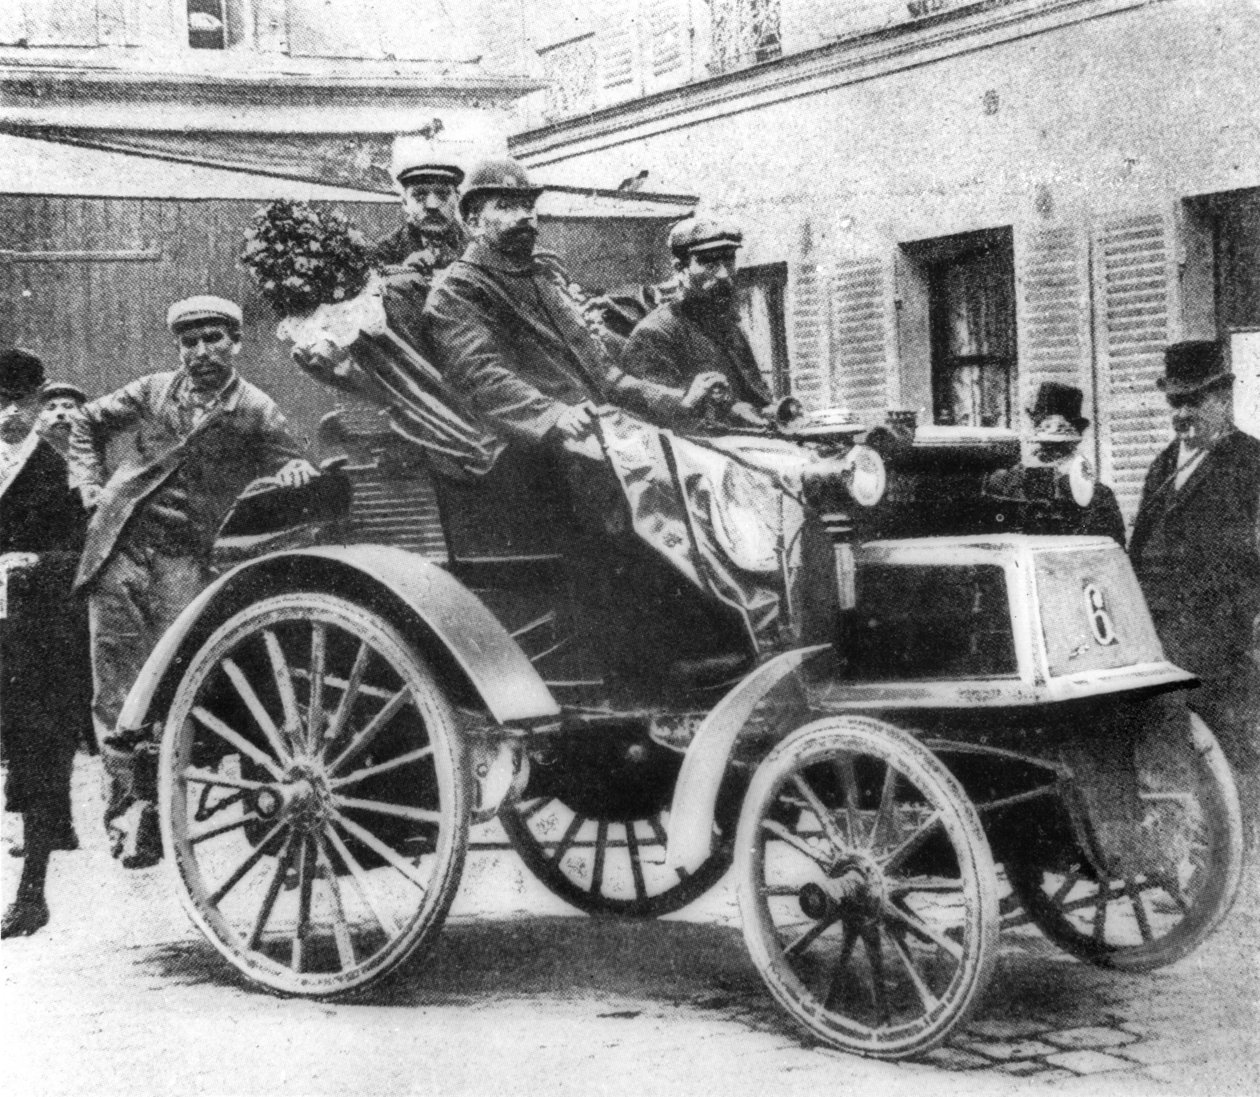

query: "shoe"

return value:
[120, 804, 162, 870]
[1, 896, 49, 938]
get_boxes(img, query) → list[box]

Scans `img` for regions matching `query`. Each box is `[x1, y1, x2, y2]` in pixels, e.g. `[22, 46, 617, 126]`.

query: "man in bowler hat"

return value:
[68, 296, 315, 867]
[1130, 340, 1260, 827]
[1, 349, 87, 936]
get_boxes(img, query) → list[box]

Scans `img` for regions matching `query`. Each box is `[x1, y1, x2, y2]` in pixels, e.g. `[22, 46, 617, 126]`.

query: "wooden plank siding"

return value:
[788, 261, 829, 408]
[1093, 212, 1175, 523]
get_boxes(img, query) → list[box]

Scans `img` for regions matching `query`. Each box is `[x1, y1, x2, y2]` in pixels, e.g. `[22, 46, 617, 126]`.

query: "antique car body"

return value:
[133, 409, 1245, 1060]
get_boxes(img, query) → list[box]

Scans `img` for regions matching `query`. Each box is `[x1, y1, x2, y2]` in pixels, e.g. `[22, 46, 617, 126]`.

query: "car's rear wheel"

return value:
[159, 592, 470, 997]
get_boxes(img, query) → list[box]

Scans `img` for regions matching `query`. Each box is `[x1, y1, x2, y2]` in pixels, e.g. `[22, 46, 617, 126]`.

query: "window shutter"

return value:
[645, 0, 686, 83]
[1016, 225, 1092, 437]
[830, 257, 891, 416]
[1093, 212, 1175, 523]
[598, 22, 638, 100]
[788, 262, 830, 409]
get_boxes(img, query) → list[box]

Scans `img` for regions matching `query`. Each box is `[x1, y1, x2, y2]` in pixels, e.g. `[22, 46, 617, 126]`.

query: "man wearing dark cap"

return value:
[1, 349, 87, 936]
[424, 156, 724, 451]
[986, 381, 1126, 545]
[68, 296, 315, 867]
[37, 380, 89, 457]
[620, 215, 773, 426]
[1131, 340, 1260, 827]
[369, 144, 468, 280]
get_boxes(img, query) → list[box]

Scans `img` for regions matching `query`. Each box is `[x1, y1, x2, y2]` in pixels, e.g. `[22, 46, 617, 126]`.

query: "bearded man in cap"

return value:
[68, 296, 316, 867]
[1131, 340, 1260, 825]
[620, 216, 773, 426]
[1, 349, 87, 936]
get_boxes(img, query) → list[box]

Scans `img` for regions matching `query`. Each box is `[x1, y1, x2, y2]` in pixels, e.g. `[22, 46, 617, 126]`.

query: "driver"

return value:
[620, 216, 773, 427]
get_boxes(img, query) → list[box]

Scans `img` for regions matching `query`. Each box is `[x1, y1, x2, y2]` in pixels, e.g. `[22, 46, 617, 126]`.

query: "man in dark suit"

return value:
[1130, 340, 1260, 827]
[68, 296, 315, 867]
[620, 216, 773, 427]
[1, 349, 87, 937]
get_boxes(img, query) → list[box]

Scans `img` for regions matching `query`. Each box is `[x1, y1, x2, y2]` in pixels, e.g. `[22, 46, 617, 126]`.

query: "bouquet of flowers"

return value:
[240, 200, 500, 478]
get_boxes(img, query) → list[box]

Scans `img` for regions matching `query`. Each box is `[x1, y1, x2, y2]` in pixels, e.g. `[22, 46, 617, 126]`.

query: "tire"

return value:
[158, 592, 471, 997]
[736, 716, 999, 1060]
[1007, 712, 1243, 972]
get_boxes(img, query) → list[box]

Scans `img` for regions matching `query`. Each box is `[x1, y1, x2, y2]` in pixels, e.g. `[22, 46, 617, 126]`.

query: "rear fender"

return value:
[117, 545, 559, 738]
[667, 645, 830, 875]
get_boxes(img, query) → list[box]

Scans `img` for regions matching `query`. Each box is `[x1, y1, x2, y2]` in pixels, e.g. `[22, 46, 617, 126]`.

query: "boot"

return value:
[1, 895, 49, 938]
[120, 802, 162, 870]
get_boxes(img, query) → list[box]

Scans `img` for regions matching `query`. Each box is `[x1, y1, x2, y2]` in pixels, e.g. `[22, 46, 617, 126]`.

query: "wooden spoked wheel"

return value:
[1007, 712, 1243, 972]
[500, 796, 732, 918]
[159, 593, 470, 997]
[736, 716, 999, 1059]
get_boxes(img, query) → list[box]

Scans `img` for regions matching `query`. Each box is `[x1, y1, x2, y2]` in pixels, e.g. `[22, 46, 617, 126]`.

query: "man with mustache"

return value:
[369, 149, 467, 281]
[68, 296, 316, 868]
[1131, 339, 1260, 838]
[36, 380, 89, 458]
[620, 216, 772, 426]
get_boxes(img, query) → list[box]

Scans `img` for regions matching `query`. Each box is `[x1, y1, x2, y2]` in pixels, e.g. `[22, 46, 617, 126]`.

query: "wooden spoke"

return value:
[330, 812, 431, 893]
[548, 812, 585, 866]
[247, 832, 296, 951]
[327, 687, 411, 776]
[784, 913, 840, 958]
[862, 927, 893, 1027]
[183, 766, 270, 792]
[191, 813, 260, 846]
[886, 926, 941, 1012]
[207, 819, 288, 907]
[333, 794, 442, 827]
[589, 820, 608, 897]
[834, 755, 864, 845]
[307, 623, 328, 748]
[221, 658, 293, 766]
[291, 835, 314, 972]
[868, 764, 898, 852]
[759, 883, 803, 897]
[762, 817, 832, 867]
[879, 812, 942, 874]
[328, 745, 434, 789]
[518, 796, 553, 822]
[1125, 877, 1155, 943]
[888, 877, 965, 895]
[792, 773, 848, 854]
[625, 821, 647, 902]
[323, 640, 370, 749]
[822, 927, 860, 1012]
[1152, 873, 1190, 913]
[1051, 869, 1082, 906]
[1092, 888, 1109, 943]
[315, 838, 356, 972]
[192, 706, 284, 780]
[646, 813, 669, 849]
[880, 898, 964, 962]
[324, 825, 400, 939]
[264, 630, 304, 750]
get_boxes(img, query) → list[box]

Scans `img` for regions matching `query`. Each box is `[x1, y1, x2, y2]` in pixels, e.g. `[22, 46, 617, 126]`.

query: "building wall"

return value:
[509, 0, 1260, 519]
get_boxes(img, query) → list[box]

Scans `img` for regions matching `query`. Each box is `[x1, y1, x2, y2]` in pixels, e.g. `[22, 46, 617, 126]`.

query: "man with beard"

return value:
[369, 149, 467, 280]
[1, 350, 86, 936]
[1130, 340, 1260, 837]
[620, 216, 773, 426]
[69, 296, 316, 867]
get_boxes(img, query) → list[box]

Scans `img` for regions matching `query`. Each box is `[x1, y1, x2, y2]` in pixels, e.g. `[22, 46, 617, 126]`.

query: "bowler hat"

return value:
[1026, 381, 1088, 441]
[458, 157, 544, 220]
[0, 348, 45, 402]
[1158, 340, 1233, 397]
[167, 295, 243, 335]
[669, 216, 743, 259]
[40, 380, 87, 405]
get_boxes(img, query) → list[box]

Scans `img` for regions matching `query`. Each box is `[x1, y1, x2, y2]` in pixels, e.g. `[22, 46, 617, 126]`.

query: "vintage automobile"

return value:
[119, 402, 1244, 1060]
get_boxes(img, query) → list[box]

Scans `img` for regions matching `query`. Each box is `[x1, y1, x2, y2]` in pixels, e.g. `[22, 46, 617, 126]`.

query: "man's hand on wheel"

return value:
[681, 372, 730, 414]
[275, 459, 318, 488]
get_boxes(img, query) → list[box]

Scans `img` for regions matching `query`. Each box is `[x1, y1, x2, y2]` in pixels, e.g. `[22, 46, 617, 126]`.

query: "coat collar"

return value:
[1162, 428, 1242, 513]
[460, 240, 537, 277]
[0, 429, 40, 501]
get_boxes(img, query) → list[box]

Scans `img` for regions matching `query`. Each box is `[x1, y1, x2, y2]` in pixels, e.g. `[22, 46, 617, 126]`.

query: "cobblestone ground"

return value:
[2, 755, 1257, 1097]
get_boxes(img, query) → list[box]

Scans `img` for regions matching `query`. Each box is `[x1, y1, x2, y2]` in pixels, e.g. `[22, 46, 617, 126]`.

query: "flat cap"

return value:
[0, 347, 45, 401]
[669, 216, 743, 258]
[391, 136, 464, 188]
[167, 295, 243, 334]
[459, 156, 544, 219]
[40, 380, 88, 404]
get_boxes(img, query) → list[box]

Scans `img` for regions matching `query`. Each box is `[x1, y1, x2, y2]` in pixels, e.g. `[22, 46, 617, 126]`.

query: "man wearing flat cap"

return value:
[1131, 339, 1260, 828]
[68, 296, 315, 866]
[1, 349, 87, 935]
[986, 381, 1126, 545]
[369, 143, 468, 282]
[620, 215, 773, 426]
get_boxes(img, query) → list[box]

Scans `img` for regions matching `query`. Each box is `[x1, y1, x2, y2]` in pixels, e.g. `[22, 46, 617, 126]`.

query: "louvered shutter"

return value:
[1094, 213, 1175, 522]
[645, 0, 687, 87]
[598, 22, 638, 101]
[1016, 225, 1092, 439]
[830, 257, 892, 416]
[788, 261, 830, 409]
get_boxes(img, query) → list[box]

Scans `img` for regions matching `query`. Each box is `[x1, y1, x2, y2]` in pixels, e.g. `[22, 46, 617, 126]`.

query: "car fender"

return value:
[667, 644, 830, 875]
[118, 544, 560, 736]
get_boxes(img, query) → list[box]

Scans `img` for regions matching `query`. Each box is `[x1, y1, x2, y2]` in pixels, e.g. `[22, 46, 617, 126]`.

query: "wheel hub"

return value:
[799, 855, 884, 926]
[254, 763, 332, 833]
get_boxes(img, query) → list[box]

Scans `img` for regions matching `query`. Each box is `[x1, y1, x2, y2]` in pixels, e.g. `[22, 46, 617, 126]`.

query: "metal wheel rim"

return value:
[159, 593, 469, 997]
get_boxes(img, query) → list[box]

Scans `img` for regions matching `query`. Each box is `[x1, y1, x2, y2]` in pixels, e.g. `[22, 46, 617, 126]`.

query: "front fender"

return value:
[667, 645, 829, 875]
[118, 545, 560, 736]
